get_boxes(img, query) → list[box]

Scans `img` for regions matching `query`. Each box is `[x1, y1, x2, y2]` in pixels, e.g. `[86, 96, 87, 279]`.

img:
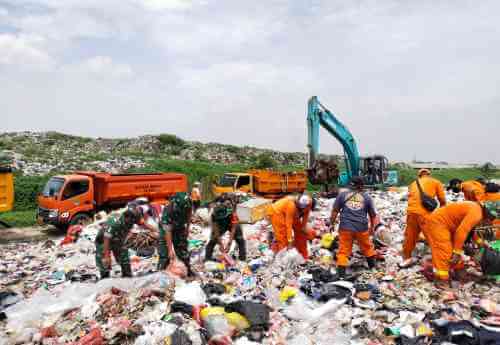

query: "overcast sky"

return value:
[1, 0, 499, 164]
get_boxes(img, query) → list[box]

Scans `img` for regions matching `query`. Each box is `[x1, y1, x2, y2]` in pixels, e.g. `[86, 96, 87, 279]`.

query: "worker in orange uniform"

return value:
[422, 201, 499, 286]
[191, 182, 202, 213]
[330, 176, 378, 278]
[448, 178, 486, 202]
[292, 203, 315, 260]
[401, 169, 446, 267]
[267, 194, 312, 255]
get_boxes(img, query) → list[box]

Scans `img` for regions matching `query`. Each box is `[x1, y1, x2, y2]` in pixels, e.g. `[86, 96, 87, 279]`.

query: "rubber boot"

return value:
[367, 257, 377, 270]
[100, 271, 110, 280]
[205, 239, 217, 261]
[336, 266, 346, 279]
[121, 264, 133, 278]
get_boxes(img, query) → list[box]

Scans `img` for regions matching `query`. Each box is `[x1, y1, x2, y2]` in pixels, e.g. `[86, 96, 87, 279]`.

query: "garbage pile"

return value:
[1, 191, 500, 345]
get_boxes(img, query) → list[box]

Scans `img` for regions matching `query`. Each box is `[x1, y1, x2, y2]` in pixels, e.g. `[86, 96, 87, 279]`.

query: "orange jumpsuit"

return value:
[423, 202, 484, 280]
[292, 207, 312, 259]
[461, 181, 485, 202]
[403, 176, 446, 259]
[267, 197, 303, 253]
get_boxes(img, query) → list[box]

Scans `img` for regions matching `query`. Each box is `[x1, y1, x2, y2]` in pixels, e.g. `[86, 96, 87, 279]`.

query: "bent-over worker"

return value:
[95, 204, 143, 279]
[402, 169, 446, 265]
[448, 178, 486, 202]
[422, 201, 499, 285]
[267, 194, 312, 254]
[205, 198, 246, 261]
[331, 176, 378, 278]
[157, 192, 195, 276]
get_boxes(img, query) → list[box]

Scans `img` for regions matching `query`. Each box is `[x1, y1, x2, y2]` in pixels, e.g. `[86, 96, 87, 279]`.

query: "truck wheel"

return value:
[70, 213, 92, 226]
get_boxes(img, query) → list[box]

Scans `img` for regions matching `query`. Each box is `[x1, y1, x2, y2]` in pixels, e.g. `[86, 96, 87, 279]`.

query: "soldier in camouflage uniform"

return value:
[95, 205, 142, 279]
[205, 198, 247, 262]
[157, 192, 194, 276]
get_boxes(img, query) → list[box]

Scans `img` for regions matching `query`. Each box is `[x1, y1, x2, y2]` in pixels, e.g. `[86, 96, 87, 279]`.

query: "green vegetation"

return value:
[157, 134, 186, 148]
[0, 210, 36, 228]
[394, 167, 500, 186]
[253, 152, 277, 169]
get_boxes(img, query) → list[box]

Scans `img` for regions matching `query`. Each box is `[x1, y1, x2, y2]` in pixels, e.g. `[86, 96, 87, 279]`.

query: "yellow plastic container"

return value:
[0, 171, 14, 213]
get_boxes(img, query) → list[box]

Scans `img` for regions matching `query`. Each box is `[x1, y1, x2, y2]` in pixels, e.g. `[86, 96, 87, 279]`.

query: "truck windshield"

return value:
[219, 174, 237, 187]
[42, 177, 65, 197]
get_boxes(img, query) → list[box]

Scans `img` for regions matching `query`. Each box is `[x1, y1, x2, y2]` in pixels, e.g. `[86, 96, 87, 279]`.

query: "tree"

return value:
[254, 152, 277, 169]
[480, 162, 496, 180]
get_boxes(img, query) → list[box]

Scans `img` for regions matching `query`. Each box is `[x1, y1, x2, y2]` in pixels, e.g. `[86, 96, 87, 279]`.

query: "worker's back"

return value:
[407, 176, 445, 216]
[428, 201, 483, 231]
[267, 196, 296, 217]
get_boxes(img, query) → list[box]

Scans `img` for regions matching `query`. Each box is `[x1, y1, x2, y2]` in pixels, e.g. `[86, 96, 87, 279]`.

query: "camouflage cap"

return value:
[484, 201, 500, 219]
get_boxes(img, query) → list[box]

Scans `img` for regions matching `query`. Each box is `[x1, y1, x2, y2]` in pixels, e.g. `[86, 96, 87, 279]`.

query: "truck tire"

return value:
[70, 213, 92, 226]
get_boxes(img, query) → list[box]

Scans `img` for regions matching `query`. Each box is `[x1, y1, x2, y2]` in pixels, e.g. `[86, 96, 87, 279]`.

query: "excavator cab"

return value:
[360, 155, 397, 187]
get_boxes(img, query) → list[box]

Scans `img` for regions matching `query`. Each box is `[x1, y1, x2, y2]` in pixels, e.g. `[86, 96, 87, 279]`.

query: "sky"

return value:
[1, 0, 499, 164]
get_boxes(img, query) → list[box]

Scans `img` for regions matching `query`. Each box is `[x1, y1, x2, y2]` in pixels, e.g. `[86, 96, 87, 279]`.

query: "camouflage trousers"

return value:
[95, 240, 131, 278]
[157, 226, 191, 273]
[205, 223, 246, 261]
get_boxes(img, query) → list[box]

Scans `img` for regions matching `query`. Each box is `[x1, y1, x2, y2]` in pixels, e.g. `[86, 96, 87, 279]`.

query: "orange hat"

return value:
[418, 169, 431, 177]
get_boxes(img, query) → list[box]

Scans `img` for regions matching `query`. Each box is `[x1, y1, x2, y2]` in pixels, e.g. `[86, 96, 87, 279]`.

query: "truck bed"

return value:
[75, 171, 188, 206]
[250, 170, 307, 194]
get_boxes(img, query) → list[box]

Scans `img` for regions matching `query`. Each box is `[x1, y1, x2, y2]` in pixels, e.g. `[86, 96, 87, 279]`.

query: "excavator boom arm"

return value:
[307, 96, 360, 180]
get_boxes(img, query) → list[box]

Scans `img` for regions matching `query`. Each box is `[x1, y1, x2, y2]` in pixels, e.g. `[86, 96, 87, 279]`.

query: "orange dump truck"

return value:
[212, 169, 307, 199]
[37, 171, 187, 228]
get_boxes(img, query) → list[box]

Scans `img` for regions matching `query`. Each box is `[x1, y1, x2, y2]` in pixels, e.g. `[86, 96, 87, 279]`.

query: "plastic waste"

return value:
[173, 282, 207, 306]
[273, 248, 305, 270]
[200, 307, 225, 320]
[225, 312, 250, 330]
[204, 315, 234, 338]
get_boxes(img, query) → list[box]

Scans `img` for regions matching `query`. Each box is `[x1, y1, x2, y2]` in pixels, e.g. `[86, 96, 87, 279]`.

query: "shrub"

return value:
[157, 134, 186, 148]
[254, 153, 277, 169]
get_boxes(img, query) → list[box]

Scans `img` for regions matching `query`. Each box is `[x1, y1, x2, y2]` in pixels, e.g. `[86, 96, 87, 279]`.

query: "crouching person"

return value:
[158, 192, 195, 277]
[205, 199, 246, 262]
[95, 205, 143, 279]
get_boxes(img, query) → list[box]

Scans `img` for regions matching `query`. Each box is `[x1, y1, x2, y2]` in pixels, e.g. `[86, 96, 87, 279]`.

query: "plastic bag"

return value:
[134, 322, 177, 345]
[173, 282, 207, 306]
[273, 248, 305, 270]
[481, 246, 500, 275]
[204, 315, 234, 338]
[225, 312, 250, 331]
[200, 307, 225, 320]
[225, 301, 271, 330]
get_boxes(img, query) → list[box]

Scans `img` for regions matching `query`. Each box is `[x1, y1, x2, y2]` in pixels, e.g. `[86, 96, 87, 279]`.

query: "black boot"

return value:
[336, 266, 346, 279]
[367, 257, 377, 269]
[100, 271, 110, 280]
[205, 239, 217, 262]
[121, 264, 133, 278]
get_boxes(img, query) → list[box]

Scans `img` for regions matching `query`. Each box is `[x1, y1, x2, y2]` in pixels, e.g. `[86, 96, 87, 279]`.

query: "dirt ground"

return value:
[0, 226, 63, 243]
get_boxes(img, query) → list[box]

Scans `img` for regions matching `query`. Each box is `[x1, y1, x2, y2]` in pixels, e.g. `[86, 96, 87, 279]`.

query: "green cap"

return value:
[484, 201, 500, 219]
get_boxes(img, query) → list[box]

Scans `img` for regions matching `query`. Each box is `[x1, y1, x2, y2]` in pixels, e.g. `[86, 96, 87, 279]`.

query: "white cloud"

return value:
[138, 0, 194, 11]
[0, 33, 53, 69]
[69, 56, 134, 79]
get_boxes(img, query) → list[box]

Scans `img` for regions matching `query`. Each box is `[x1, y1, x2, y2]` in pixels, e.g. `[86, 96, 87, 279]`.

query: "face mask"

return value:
[452, 187, 461, 194]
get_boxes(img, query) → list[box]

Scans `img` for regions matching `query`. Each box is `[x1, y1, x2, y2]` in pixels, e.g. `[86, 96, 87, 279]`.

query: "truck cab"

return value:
[213, 173, 253, 196]
[37, 175, 94, 227]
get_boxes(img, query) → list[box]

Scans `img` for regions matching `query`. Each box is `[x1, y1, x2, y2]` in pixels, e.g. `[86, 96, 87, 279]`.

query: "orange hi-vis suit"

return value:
[267, 196, 310, 255]
[403, 176, 446, 259]
[461, 181, 485, 202]
[423, 202, 484, 280]
[292, 207, 312, 259]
